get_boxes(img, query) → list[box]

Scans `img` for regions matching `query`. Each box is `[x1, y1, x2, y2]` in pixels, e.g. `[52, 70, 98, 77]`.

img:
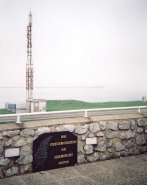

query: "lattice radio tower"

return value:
[26, 11, 33, 100]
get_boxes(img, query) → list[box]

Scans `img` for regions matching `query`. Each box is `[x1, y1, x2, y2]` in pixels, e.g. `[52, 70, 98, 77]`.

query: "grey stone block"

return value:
[114, 142, 125, 152]
[0, 141, 4, 155]
[75, 124, 88, 135]
[106, 139, 112, 147]
[0, 157, 10, 166]
[87, 152, 99, 162]
[12, 137, 27, 147]
[138, 146, 147, 153]
[88, 133, 95, 138]
[119, 131, 135, 140]
[100, 154, 110, 160]
[81, 134, 88, 141]
[120, 150, 128, 156]
[3, 130, 20, 137]
[132, 147, 139, 155]
[99, 121, 106, 131]
[125, 140, 135, 149]
[107, 148, 112, 153]
[130, 120, 136, 130]
[5, 138, 12, 147]
[136, 127, 144, 133]
[20, 163, 32, 174]
[63, 125, 75, 132]
[26, 137, 34, 144]
[84, 144, 93, 154]
[125, 131, 136, 139]
[137, 119, 147, 127]
[107, 122, 118, 131]
[136, 134, 146, 145]
[0, 133, 3, 140]
[16, 153, 33, 165]
[96, 132, 104, 137]
[35, 127, 51, 136]
[77, 154, 85, 164]
[16, 145, 32, 165]
[20, 129, 35, 137]
[94, 141, 106, 152]
[89, 122, 100, 133]
[119, 121, 130, 130]
[106, 131, 118, 138]
[3, 167, 19, 177]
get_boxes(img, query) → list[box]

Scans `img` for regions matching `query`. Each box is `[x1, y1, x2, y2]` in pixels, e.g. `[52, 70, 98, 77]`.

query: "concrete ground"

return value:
[0, 154, 147, 185]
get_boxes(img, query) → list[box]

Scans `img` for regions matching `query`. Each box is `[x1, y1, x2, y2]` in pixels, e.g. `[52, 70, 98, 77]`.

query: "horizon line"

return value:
[0, 86, 105, 89]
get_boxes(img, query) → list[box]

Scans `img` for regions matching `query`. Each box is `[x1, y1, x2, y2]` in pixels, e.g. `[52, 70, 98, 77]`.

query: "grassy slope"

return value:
[0, 109, 13, 114]
[46, 100, 147, 111]
[1, 100, 147, 114]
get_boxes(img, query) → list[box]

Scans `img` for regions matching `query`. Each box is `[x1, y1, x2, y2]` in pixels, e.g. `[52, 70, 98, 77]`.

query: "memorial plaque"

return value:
[33, 131, 77, 172]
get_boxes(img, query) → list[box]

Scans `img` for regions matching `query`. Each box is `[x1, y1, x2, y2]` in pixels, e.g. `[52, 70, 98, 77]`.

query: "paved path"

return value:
[0, 154, 147, 185]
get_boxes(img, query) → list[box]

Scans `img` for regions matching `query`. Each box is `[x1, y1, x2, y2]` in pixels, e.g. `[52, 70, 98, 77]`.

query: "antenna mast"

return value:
[26, 11, 33, 100]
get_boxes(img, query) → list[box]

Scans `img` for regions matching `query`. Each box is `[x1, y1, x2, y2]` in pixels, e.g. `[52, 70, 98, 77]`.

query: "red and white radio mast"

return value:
[26, 11, 33, 100]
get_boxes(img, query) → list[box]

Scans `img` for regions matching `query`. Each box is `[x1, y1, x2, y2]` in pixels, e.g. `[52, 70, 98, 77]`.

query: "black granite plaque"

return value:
[33, 131, 77, 172]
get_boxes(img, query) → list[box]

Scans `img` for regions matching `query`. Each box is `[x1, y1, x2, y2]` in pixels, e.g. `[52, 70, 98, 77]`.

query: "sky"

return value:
[0, 0, 147, 93]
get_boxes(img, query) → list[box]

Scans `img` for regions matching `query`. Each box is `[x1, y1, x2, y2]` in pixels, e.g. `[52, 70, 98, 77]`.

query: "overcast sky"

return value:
[0, 0, 147, 92]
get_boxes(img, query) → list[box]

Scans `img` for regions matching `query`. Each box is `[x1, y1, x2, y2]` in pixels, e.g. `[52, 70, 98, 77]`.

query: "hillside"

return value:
[46, 100, 147, 111]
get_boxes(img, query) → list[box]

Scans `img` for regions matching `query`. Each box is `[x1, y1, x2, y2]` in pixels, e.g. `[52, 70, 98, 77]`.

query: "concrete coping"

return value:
[0, 113, 146, 131]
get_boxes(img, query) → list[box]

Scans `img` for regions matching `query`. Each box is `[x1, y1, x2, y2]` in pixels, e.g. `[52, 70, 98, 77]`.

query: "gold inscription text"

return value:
[58, 160, 69, 165]
[61, 148, 67, 152]
[54, 153, 73, 159]
[61, 135, 67, 139]
[50, 140, 77, 146]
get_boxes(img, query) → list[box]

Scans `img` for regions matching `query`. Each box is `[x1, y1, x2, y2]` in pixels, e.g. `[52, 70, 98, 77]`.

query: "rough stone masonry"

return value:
[0, 115, 147, 178]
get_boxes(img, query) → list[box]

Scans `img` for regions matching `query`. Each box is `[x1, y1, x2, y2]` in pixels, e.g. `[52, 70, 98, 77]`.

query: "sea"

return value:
[0, 87, 144, 108]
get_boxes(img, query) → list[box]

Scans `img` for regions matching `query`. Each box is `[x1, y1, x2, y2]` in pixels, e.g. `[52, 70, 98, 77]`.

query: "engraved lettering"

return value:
[61, 148, 66, 152]
[54, 153, 73, 159]
[58, 160, 69, 165]
[50, 140, 77, 146]
[61, 135, 67, 139]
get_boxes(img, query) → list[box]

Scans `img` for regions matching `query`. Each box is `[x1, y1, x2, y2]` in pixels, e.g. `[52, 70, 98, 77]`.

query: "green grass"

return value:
[0, 109, 13, 114]
[46, 100, 147, 111]
[1, 100, 147, 114]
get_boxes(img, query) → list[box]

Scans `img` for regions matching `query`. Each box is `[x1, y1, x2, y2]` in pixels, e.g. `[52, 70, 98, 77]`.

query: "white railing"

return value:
[0, 106, 147, 124]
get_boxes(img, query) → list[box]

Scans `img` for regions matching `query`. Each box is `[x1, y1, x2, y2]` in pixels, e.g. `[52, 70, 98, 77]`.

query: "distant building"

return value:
[5, 103, 26, 113]
[26, 99, 46, 113]
[5, 100, 46, 113]
[142, 96, 146, 102]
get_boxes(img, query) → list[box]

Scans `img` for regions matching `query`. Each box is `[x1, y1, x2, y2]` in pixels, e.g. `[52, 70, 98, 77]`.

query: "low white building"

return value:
[26, 99, 47, 113]
[142, 96, 146, 102]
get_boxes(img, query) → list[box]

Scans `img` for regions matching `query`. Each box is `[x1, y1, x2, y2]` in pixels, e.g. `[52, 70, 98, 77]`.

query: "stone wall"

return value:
[0, 115, 147, 178]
